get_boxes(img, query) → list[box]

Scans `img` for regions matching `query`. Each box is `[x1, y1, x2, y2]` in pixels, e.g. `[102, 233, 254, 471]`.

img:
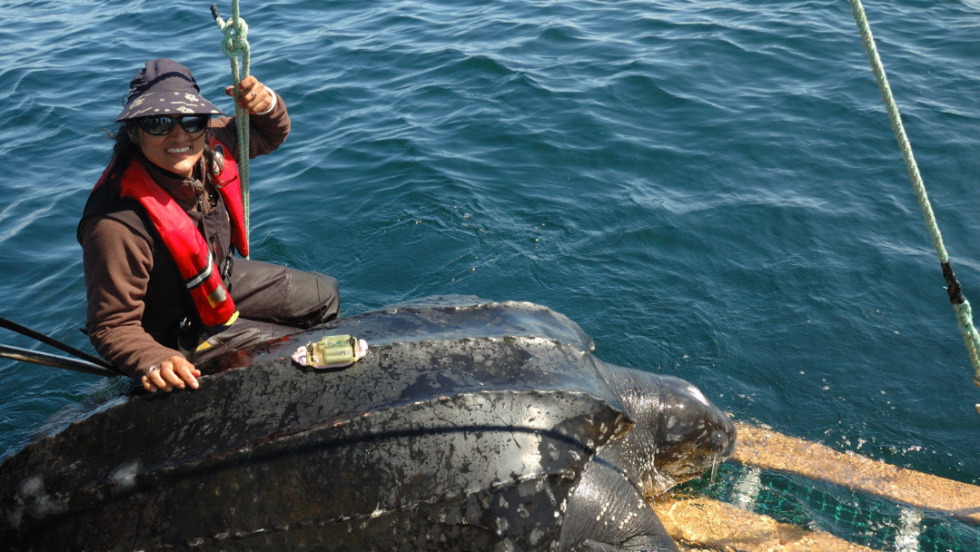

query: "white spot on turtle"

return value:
[547, 443, 560, 461]
[544, 484, 557, 506]
[686, 385, 709, 406]
[110, 461, 141, 494]
[19, 476, 44, 497]
[517, 504, 529, 519]
[495, 516, 510, 534]
[17, 475, 67, 519]
[517, 480, 538, 498]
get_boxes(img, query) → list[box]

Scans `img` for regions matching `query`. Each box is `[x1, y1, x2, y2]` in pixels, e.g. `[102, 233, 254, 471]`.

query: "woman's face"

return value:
[136, 119, 206, 178]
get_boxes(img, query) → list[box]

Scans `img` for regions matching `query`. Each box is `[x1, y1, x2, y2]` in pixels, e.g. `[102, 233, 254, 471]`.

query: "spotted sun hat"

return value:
[115, 58, 225, 122]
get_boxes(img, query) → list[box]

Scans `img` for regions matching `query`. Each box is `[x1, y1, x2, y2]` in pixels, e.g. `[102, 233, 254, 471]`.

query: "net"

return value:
[676, 463, 980, 551]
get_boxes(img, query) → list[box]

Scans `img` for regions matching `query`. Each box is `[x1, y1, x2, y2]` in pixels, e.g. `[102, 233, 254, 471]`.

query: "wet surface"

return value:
[223, 297, 597, 372]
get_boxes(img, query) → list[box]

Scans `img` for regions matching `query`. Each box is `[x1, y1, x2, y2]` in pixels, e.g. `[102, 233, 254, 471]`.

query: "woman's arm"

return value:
[81, 217, 199, 393]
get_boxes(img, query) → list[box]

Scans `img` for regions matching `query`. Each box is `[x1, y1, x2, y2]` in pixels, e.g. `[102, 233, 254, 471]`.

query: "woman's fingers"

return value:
[171, 358, 200, 390]
[162, 365, 185, 389]
[224, 75, 259, 97]
[149, 368, 172, 392]
[241, 83, 270, 112]
[141, 375, 158, 393]
[141, 356, 201, 393]
[222, 77, 273, 114]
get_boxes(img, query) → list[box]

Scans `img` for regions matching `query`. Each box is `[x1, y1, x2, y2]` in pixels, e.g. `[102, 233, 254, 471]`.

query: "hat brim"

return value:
[116, 89, 224, 122]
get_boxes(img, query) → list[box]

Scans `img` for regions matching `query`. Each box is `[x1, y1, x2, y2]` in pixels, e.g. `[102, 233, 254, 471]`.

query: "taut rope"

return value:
[212, 1, 251, 258]
[848, 0, 980, 415]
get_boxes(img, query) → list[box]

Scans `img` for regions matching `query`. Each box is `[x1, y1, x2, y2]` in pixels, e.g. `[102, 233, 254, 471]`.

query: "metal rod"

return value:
[0, 316, 116, 371]
[0, 344, 119, 378]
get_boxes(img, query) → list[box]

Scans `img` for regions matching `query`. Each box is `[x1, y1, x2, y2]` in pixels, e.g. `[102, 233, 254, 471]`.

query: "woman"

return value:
[79, 59, 339, 394]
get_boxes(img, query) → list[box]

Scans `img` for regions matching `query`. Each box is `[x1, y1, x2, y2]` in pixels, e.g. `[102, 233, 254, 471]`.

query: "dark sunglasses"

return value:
[135, 114, 210, 136]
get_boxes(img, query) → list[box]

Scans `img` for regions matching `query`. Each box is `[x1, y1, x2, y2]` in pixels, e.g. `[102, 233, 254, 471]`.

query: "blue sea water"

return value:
[1, 0, 978, 548]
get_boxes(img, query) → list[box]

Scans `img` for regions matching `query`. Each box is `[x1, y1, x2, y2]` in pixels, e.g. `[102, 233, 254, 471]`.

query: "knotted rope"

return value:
[211, 2, 251, 258]
[848, 0, 980, 414]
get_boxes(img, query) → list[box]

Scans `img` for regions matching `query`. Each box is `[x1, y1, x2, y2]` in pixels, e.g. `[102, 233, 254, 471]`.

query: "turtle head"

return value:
[600, 367, 736, 497]
[652, 376, 736, 485]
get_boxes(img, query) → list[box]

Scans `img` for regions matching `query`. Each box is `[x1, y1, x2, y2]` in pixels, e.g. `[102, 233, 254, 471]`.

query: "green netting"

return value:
[679, 463, 980, 552]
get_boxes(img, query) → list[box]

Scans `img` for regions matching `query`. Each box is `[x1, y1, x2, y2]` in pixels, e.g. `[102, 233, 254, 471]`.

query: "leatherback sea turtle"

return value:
[0, 297, 736, 551]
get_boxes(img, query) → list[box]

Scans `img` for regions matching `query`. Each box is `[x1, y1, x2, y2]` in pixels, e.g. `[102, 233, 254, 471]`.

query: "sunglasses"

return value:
[135, 114, 210, 136]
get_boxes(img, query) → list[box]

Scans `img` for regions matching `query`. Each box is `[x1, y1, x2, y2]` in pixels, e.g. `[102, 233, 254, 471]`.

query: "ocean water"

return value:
[1, 0, 978, 548]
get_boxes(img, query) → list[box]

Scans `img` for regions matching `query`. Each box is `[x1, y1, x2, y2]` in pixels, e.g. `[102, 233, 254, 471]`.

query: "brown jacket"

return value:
[79, 94, 290, 378]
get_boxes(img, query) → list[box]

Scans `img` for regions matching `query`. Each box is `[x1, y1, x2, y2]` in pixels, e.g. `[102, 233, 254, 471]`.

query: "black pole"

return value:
[0, 316, 116, 371]
[0, 344, 119, 378]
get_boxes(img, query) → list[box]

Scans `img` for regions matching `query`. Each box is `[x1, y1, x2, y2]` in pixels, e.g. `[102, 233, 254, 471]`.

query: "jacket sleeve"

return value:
[81, 216, 184, 379]
[210, 90, 291, 160]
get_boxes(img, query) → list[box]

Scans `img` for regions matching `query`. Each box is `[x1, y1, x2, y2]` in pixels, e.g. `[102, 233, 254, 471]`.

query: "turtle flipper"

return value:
[569, 513, 681, 552]
[560, 443, 681, 552]
[617, 522, 682, 551]
[573, 539, 627, 551]
[574, 532, 680, 552]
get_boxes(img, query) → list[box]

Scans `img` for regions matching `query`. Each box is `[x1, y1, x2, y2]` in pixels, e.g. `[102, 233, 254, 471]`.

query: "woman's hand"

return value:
[141, 355, 201, 393]
[225, 75, 275, 115]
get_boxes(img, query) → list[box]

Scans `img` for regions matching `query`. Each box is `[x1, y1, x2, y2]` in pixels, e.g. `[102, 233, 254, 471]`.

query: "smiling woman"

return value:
[77, 58, 341, 395]
[133, 114, 211, 177]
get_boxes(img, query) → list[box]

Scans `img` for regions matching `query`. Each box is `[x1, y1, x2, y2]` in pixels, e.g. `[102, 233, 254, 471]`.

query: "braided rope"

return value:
[848, 0, 980, 412]
[213, 1, 251, 258]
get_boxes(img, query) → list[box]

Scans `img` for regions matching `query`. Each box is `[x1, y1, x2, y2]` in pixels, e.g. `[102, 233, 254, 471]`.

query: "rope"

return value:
[848, 0, 980, 414]
[211, 2, 251, 258]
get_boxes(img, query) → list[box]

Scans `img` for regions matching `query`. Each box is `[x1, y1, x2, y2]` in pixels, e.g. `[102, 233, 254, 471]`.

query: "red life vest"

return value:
[93, 136, 248, 328]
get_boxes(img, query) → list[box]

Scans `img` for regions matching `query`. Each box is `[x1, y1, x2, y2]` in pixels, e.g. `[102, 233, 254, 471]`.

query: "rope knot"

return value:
[217, 15, 250, 61]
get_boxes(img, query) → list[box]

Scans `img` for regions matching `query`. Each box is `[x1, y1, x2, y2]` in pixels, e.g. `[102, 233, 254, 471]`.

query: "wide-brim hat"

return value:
[116, 58, 225, 122]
